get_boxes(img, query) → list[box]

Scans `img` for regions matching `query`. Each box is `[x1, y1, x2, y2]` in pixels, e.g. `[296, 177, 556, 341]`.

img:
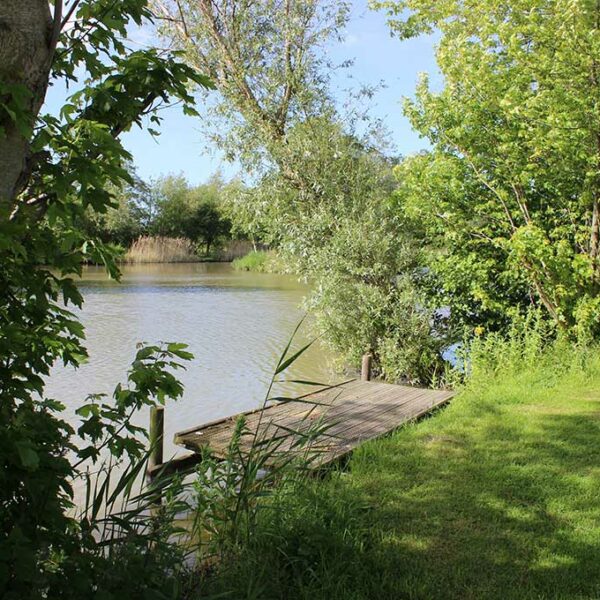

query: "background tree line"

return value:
[78, 171, 235, 255]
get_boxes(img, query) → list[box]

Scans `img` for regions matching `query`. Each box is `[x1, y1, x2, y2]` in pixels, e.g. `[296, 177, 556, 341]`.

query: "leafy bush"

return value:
[1, 342, 194, 599]
[296, 186, 447, 385]
[310, 274, 445, 385]
[0, 2, 210, 597]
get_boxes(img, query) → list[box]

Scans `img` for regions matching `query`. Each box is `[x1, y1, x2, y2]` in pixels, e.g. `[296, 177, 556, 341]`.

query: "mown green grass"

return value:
[202, 346, 600, 599]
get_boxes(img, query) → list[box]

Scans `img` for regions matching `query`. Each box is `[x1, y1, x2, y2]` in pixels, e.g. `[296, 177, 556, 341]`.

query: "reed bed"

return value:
[215, 240, 258, 262]
[124, 236, 199, 263]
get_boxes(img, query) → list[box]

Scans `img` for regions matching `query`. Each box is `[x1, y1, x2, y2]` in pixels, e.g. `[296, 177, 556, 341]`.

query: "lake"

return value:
[45, 263, 340, 462]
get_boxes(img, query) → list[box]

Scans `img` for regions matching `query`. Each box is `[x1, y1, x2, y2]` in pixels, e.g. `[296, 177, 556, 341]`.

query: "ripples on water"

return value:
[45, 263, 339, 461]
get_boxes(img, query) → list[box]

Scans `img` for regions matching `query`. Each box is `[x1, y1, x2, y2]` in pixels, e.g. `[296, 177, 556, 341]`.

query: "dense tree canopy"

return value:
[149, 174, 232, 253]
[76, 171, 149, 247]
[154, 0, 349, 173]
[377, 0, 600, 338]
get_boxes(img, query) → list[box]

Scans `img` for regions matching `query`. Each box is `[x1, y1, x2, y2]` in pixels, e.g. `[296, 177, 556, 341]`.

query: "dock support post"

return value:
[148, 406, 164, 507]
[361, 353, 372, 382]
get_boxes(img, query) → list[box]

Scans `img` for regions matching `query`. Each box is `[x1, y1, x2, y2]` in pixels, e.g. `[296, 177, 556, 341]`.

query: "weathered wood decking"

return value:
[173, 380, 454, 469]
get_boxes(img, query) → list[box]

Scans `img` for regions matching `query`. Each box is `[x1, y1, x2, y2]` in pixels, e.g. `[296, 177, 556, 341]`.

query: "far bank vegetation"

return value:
[231, 250, 288, 273]
[78, 172, 248, 262]
[125, 236, 197, 263]
[124, 236, 255, 263]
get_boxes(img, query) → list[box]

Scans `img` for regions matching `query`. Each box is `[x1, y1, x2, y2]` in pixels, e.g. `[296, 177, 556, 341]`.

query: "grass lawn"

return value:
[203, 348, 600, 599]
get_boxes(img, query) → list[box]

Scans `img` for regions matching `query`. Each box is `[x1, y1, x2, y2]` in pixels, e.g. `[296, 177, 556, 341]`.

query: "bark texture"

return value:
[0, 0, 53, 205]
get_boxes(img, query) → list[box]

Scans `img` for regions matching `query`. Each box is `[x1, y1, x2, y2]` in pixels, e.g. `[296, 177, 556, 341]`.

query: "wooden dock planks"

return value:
[173, 380, 454, 468]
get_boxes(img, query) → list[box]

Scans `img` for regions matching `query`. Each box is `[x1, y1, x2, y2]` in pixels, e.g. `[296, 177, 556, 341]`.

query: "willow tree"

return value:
[154, 0, 445, 382]
[153, 0, 347, 173]
[376, 0, 600, 337]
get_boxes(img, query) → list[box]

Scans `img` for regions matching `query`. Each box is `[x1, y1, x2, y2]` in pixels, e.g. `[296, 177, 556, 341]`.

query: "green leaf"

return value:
[275, 340, 314, 375]
[15, 442, 39, 470]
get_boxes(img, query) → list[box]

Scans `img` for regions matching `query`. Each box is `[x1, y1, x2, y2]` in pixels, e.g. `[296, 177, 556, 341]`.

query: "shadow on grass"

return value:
[344, 394, 600, 599]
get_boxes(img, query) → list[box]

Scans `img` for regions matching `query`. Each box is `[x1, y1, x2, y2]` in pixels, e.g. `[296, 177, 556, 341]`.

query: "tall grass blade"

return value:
[275, 340, 314, 375]
[274, 317, 306, 370]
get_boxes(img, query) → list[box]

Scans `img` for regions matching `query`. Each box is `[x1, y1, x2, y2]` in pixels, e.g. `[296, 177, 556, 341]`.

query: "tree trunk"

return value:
[592, 122, 600, 281]
[0, 1, 54, 205]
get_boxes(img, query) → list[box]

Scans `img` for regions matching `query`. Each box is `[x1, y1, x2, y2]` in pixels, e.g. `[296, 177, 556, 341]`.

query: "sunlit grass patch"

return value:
[231, 250, 270, 271]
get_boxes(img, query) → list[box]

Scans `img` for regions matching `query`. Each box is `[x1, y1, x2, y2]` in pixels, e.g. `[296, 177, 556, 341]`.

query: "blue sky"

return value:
[45, 1, 441, 185]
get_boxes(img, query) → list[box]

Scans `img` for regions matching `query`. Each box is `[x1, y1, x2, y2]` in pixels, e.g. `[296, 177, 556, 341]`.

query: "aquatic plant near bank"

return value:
[231, 250, 288, 273]
[190, 328, 332, 562]
[125, 236, 199, 263]
[55, 323, 332, 597]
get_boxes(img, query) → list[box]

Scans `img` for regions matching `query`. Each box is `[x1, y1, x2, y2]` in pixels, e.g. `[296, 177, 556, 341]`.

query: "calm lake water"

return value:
[46, 263, 340, 461]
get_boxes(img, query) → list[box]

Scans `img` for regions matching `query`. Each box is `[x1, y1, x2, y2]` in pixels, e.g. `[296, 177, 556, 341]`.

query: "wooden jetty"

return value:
[173, 379, 454, 468]
[147, 358, 453, 481]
